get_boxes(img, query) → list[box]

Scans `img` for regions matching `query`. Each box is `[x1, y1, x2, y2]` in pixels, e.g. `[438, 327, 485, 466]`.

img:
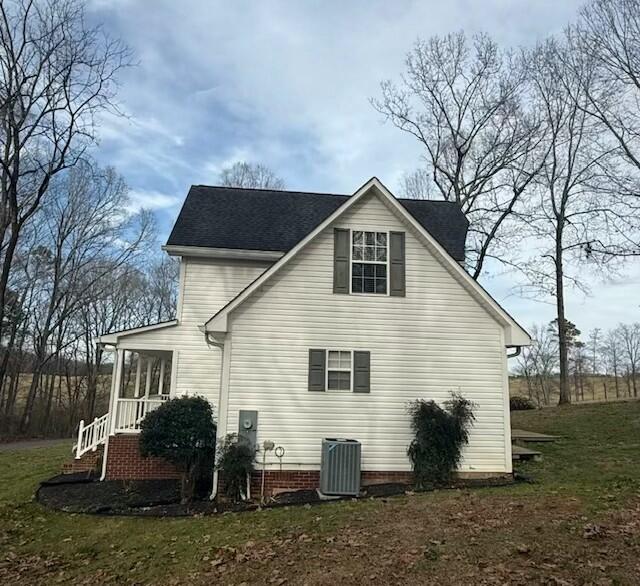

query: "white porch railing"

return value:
[75, 413, 110, 459]
[114, 396, 169, 433]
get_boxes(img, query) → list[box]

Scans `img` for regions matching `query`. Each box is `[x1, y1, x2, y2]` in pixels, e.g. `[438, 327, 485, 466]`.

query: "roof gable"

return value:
[166, 184, 468, 261]
[205, 178, 530, 346]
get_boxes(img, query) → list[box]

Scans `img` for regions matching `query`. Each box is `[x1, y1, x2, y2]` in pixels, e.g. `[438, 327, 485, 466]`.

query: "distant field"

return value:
[509, 375, 635, 405]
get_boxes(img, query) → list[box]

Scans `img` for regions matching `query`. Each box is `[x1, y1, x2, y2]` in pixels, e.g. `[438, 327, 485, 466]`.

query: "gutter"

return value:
[163, 245, 284, 262]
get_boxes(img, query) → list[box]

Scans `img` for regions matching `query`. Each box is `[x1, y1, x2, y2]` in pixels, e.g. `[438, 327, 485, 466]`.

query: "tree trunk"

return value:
[180, 464, 196, 505]
[0, 226, 20, 385]
[556, 246, 571, 405]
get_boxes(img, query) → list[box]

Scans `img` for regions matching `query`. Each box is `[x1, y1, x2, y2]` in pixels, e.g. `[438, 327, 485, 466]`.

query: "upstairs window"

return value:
[351, 231, 387, 294]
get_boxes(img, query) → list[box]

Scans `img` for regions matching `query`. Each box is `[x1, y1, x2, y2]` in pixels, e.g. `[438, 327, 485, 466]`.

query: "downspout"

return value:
[506, 346, 522, 359]
[202, 327, 225, 500]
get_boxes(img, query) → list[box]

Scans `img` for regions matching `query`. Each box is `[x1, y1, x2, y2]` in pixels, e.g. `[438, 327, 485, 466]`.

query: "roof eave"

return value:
[96, 319, 179, 345]
[162, 245, 284, 262]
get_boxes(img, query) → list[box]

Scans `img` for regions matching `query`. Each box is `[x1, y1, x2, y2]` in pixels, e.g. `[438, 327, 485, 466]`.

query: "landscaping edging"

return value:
[36, 473, 518, 518]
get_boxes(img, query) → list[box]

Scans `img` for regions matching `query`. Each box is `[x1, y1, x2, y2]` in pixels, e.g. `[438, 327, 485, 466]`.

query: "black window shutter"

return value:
[389, 231, 406, 297]
[353, 351, 371, 393]
[308, 349, 326, 391]
[333, 228, 350, 294]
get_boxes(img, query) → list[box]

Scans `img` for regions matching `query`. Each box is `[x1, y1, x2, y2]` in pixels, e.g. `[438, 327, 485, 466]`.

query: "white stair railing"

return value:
[75, 412, 110, 459]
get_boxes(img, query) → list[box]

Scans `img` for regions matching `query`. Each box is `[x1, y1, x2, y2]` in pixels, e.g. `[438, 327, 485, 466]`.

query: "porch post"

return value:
[109, 349, 125, 435]
[144, 359, 152, 399]
[158, 358, 166, 395]
[134, 354, 142, 398]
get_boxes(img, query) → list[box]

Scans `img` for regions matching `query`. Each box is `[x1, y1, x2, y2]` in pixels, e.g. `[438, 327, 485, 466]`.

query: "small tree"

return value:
[215, 434, 256, 502]
[139, 396, 216, 504]
[218, 161, 285, 189]
[407, 394, 475, 488]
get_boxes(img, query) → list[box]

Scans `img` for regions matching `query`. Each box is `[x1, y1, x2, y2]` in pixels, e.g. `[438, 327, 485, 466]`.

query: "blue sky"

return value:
[88, 0, 640, 336]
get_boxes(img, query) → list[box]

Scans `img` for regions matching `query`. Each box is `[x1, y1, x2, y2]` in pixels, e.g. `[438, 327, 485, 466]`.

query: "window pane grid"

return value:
[327, 350, 352, 390]
[328, 350, 351, 369]
[351, 231, 387, 294]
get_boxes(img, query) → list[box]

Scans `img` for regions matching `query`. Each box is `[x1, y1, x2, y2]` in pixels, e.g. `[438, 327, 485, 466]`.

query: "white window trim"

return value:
[325, 349, 353, 392]
[349, 229, 390, 296]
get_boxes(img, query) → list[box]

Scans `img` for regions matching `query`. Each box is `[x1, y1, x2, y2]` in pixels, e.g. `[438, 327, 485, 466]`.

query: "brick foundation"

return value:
[104, 435, 180, 480]
[248, 470, 511, 497]
[250, 470, 321, 495]
[102, 437, 510, 489]
[249, 470, 415, 496]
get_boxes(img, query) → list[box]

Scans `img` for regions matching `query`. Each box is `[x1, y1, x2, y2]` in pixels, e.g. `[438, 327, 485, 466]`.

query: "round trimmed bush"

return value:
[139, 396, 216, 504]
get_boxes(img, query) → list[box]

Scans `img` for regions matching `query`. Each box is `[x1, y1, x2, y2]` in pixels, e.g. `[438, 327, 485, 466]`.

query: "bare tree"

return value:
[574, 0, 640, 175]
[517, 38, 633, 405]
[0, 0, 132, 392]
[602, 327, 623, 398]
[139, 256, 179, 323]
[618, 322, 640, 397]
[373, 32, 546, 278]
[514, 323, 558, 406]
[218, 161, 285, 190]
[17, 162, 152, 432]
[399, 168, 434, 199]
[588, 328, 602, 375]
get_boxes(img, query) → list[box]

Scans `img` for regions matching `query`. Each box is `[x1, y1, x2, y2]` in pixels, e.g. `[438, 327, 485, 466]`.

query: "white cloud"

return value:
[126, 189, 181, 213]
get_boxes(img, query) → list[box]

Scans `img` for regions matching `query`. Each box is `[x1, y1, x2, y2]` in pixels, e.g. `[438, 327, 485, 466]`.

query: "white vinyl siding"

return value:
[226, 190, 511, 474]
[116, 257, 270, 404]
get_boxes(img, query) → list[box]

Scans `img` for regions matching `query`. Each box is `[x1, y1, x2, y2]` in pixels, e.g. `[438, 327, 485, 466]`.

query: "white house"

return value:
[74, 177, 530, 495]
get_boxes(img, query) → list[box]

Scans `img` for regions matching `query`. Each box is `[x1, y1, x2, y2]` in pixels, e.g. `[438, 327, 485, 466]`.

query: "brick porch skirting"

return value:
[104, 435, 180, 480]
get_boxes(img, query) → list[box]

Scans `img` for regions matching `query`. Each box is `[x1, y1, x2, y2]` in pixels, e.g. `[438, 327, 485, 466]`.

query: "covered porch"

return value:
[74, 347, 174, 459]
[109, 348, 172, 433]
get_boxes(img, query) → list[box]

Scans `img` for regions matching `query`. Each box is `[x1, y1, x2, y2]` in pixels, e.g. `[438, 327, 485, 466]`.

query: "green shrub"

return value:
[216, 434, 256, 502]
[407, 394, 475, 489]
[139, 396, 216, 504]
[510, 396, 536, 411]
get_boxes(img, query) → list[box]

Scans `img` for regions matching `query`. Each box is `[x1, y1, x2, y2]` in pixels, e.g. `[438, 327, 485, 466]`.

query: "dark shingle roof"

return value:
[166, 185, 468, 261]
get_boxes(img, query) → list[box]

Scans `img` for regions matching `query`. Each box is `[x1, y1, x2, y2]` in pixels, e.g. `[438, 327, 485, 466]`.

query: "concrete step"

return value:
[511, 444, 542, 461]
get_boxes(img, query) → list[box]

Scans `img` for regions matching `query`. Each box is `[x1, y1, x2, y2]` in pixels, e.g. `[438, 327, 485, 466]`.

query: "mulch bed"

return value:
[36, 474, 517, 517]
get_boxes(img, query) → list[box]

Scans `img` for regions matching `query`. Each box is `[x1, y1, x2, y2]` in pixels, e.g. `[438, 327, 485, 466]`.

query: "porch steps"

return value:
[62, 445, 104, 475]
[511, 444, 542, 461]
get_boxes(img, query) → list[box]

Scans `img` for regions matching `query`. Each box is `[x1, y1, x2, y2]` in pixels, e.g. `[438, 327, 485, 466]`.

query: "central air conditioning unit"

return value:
[320, 438, 361, 496]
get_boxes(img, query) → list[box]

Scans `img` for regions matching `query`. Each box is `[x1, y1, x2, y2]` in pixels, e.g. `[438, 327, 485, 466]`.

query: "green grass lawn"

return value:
[2, 401, 640, 585]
